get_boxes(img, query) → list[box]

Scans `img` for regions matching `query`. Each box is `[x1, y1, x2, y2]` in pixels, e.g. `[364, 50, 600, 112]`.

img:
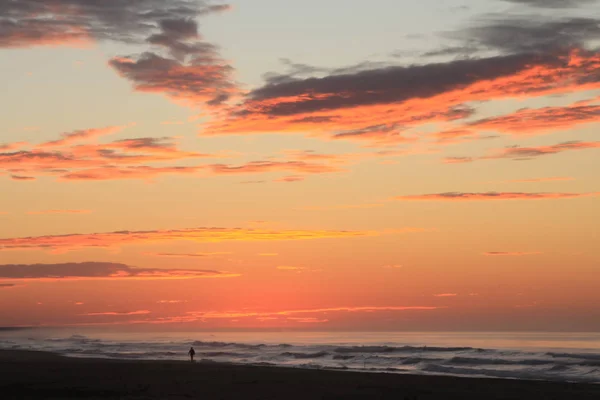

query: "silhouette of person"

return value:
[188, 346, 196, 362]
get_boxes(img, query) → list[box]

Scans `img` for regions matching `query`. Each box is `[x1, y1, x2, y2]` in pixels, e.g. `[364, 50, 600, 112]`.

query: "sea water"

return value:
[1, 330, 599, 383]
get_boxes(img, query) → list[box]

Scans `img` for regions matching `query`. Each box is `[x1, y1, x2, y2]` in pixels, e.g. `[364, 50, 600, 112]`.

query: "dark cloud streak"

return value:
[0, 262, 236, 280]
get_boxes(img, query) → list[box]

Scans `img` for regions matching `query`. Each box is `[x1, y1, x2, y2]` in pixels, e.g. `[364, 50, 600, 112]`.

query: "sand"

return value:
[0, 349, 599, 399]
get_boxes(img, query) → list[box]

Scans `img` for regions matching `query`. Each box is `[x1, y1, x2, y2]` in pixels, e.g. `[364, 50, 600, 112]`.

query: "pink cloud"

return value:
[275, 176, 305, 183]
[394, 192, 600, 201]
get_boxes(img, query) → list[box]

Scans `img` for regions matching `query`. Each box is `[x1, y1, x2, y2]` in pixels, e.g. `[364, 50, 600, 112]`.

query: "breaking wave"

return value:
[0, 333, 598, 384]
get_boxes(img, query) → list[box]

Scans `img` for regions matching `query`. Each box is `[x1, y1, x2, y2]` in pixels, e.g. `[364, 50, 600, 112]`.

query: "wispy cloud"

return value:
[10, 175, 36, 181]
[0, 126, 226, 182]
[209, 161, 342, 175]
[82, 310, 151, 317]
[487, 141, 600, 160]
[144, 252, 231, 258]
[393, 192, 599, 201]
[0, 262, 239, 282]
[276, 266, 305, 271]
[157, 300, 188, 304]
[440, 105, 600, 137]
[299, 203, 384, 211]
[503, 0, 597, 9]
[484, 252, 542, 256]
[446, 141, 600, 164]
[434, 293, 458, 297]
[275, 175, 305, 183]
[187, 305, 443, 320]
[60, 166, 203, 181]
[0, 227, 378, 252]
[40, 126, 128, 148]
[0, 142, 29, 151]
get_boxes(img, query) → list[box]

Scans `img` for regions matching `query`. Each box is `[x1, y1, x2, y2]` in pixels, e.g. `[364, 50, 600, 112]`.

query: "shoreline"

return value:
[1, 349, 600, 399]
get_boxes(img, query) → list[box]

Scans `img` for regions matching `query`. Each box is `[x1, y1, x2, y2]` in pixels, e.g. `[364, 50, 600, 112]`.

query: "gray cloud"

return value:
[503, 0, 598, 8]
[0, 262, 236, 280]
[246, 53, 560, 117]
[109, 52, 235, 106]
[462, 17, 600, 54]
[0, 0, 227, 48]
[0, 1, 236, 108]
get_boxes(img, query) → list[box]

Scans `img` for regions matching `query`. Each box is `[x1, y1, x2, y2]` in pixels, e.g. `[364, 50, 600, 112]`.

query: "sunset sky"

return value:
[1, 0, 599, 331]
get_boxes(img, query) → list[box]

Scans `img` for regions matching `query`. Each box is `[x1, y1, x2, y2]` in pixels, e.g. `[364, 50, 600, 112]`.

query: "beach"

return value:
[1, 350, 599, 399]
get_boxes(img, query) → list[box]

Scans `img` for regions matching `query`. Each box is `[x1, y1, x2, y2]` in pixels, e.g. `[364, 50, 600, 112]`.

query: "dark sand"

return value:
[1, 350, 599, 399]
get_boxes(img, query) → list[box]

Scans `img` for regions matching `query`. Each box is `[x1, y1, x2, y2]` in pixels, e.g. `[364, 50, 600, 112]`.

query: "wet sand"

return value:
[1, 349, 599, 399]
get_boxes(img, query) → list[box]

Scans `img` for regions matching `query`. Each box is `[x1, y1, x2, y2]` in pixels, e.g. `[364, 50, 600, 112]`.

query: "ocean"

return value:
[1, 330, 599, 383]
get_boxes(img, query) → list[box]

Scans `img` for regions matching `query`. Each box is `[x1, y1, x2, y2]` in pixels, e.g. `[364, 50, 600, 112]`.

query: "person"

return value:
[188, 346, 196, 362]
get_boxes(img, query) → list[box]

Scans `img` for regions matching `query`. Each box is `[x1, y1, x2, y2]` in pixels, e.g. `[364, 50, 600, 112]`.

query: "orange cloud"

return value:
[286, 317, 329, 323]
[1, 127, 219, 182]
[277, 266, 305, 271]
[0, 24, 91, 49]
[69, 137, 208, 163]
[187, 305, 442, 320]
[204, 50, 600, 145]
[0, 227, 377, 252]
[156, 300, 188, 304]
[209, 161, 342, 175]
[60, 165, 203, 181]
[144, 252, 231, 258]
[458, 104, 600, 136]
[434, 293, 458, 297]
[0, 142, 29, 151]
[83, 310, 151, 317]
[484, 252, 542, 256]
[394, 192, 599, 201]
[39, 125, 129, 148]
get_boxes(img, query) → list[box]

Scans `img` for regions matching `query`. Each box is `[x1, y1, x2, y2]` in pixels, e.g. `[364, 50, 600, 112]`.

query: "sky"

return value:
[0, 0, 599, 332]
